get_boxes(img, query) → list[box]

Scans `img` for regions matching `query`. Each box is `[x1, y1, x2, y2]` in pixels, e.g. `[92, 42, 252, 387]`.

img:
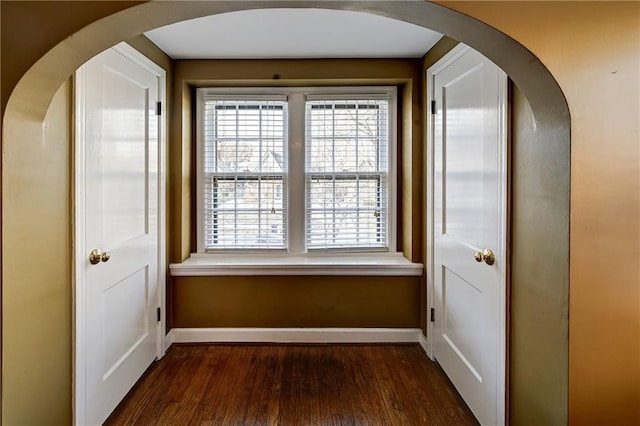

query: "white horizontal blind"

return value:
[305, 98, 390, 249]
[202, 97, 287, 249]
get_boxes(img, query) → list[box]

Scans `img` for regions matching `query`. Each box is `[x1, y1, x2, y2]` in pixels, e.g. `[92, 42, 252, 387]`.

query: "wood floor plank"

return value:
[105, 345, 201, 425]
[235, 345, 283, 425]
[106, 344, 478, 426]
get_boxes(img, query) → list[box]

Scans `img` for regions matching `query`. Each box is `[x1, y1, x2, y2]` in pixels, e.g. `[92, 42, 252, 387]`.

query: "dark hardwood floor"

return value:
[105, 344, 478, 425]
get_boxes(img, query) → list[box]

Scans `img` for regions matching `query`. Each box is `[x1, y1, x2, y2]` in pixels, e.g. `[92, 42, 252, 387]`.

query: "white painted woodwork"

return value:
[75, 44, 165, 426]
[418, 332, 429, 354]
[169, 252, 422, 276]
[169, 327, 424, 344]
[428, 44, 507, 425]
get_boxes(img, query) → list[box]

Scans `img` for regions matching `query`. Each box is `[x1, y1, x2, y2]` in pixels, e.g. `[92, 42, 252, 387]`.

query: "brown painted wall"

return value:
[422, 36, 459, 71]
[436, 1, 640, 424]
[173, 276, 420, 328]
[169, 58, 424, 328]
[171, 58, 423, 262]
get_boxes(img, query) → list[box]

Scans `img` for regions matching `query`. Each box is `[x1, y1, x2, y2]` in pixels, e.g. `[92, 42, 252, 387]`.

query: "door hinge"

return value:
[430, 307, 435, 322]
[431, 100, 436, 115]
[157, 307, 161, 322]
[156, 101, 162, 116]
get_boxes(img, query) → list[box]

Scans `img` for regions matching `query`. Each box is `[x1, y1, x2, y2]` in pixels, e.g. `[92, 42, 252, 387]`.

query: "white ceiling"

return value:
[145, 8, 443, 59]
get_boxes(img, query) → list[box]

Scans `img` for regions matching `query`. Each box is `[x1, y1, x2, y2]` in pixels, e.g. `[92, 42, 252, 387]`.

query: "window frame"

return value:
[196, 86, 397, 255]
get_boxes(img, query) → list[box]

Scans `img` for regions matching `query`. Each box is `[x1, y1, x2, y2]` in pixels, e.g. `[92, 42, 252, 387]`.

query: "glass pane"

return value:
[236, 107, 261, 138]
[334, 180, 358, 209]
[215, 140, 238, 172]
[306, 176, 384, 249]
[333, 138, 357, 171]
[237, 140, 261, 172]
[212, 108, 237, 138]
[261, 107, 285, 138]
[205, 177, 285, 249]
[308, 138, 334, 172]
[214, 180, 237, 208]
[306, 100, 388, 173]
[308, 178, 334, 209]
[357, 138, 378, 172]
[359, 179, 378, 208]
[202, 99, 287, 249]
[305, 98, 388, 249]
[333, 108, 358, 137]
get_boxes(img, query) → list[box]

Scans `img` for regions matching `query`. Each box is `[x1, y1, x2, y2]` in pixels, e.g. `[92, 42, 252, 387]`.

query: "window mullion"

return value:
[287, 93, 306, 254]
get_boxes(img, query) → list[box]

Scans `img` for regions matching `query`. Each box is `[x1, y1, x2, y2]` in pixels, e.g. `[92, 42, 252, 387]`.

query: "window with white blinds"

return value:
[197, 88, 395, 253]
[305, 97, 390, 249]
[199, 96, 287, 249]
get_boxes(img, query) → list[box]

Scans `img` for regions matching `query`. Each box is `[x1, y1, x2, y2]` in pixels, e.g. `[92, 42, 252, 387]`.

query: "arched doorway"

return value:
[2, 2, 569, 424]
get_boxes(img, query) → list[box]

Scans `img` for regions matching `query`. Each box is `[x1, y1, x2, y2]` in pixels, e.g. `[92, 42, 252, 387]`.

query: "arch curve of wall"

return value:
[2, 1, 570, 424]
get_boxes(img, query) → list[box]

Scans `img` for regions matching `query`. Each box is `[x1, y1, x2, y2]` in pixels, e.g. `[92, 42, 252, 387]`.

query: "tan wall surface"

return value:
[2, 79, 72, 425]
[436, 1, 640, 424]
[173, 276, 420, 328]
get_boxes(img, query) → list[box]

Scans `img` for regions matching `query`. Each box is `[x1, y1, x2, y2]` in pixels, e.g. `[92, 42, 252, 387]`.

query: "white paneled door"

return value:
[429, 45, 508, 425]
[75, 44, 165, 426]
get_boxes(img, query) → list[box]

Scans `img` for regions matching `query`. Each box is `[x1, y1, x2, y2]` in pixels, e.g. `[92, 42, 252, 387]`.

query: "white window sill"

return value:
[169, 252, 423, 277]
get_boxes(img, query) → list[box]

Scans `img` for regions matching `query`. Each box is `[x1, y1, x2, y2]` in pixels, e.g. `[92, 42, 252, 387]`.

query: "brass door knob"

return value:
[89, 249, 111, 264]
[473, 249, 496, 265]
[482, 248, 495, 265]
[89, 249, 102, 265]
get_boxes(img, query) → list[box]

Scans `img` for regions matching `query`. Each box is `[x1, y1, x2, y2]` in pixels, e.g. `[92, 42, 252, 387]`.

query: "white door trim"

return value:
[425, 43, 508, 424]
[73, 42, 167, 425]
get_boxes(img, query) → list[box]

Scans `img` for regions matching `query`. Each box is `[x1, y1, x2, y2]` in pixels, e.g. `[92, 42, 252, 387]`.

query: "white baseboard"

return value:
[169, 327, 423, 344]
[418, 332, 429, 354]
[165, 329, 175, 349]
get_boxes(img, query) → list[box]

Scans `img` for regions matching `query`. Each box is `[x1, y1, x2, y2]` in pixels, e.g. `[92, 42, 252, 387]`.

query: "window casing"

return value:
[196, 87, 397, 254]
